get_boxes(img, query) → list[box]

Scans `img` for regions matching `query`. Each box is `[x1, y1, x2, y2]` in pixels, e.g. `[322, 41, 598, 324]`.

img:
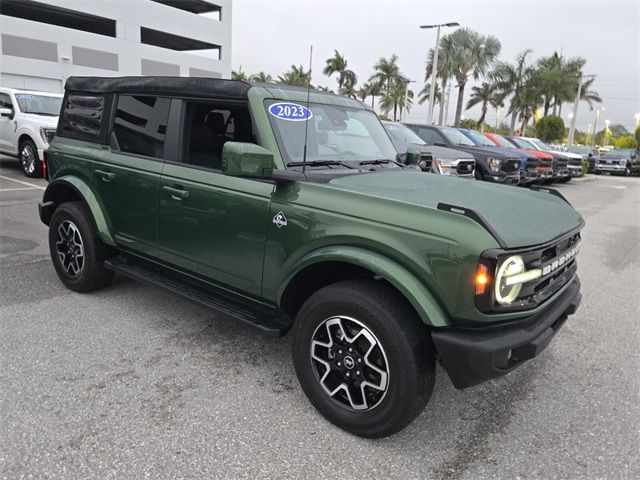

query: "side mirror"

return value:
[405, 146, 421, 165]
[222, 142, 276, 178]
[631, 152, 637, 160]
[0, 107, 14, 119]
[588, 152, 594, 157]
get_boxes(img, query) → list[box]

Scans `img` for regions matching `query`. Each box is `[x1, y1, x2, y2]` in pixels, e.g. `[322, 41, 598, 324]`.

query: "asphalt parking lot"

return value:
[1, 154, 639, 480]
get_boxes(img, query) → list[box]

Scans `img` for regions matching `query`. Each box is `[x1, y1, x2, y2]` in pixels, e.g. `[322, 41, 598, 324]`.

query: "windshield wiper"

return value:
[359, 159, 402, 167]
[287, 160, 355, 169]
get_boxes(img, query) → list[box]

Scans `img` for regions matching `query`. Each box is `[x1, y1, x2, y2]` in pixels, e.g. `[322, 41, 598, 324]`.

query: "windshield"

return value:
[568, 146, 590, 154]
[510, 137, 535, 149]
[603, 149, 634, 158]
[440, 127, 475, 146]
[463, 129, 497, 147]
[384, 123, 426, 145]
[528, 138, 548, 151]
[14, 94, 62, 116]
[266, 100, 398, 167]
[490, 134, 516, 149]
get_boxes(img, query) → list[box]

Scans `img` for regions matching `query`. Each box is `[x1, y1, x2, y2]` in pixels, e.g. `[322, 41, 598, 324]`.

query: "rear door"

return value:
[93, 94, 171, 257]
[156, 98, 273, 297]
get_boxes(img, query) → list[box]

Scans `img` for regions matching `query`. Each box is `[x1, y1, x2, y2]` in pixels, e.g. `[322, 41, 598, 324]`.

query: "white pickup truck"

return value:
[0, 88, 63, 177]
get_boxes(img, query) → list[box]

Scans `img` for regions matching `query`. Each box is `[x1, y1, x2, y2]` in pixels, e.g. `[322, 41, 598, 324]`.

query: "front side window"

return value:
[266, 100, 397, 165]
[491, 134, 516, 149]
[440, 127, 475, 146]
[0, 93, 14, 110]
[14, 94, 62, 116]
[110, 95, 170, 159]
[416, 128, 445, 146]
[464, 129, 497, 147]
[385, 123, 426, 145]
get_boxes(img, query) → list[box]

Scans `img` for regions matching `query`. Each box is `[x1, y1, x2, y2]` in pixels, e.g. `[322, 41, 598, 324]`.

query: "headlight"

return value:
[40, 127, 56, 145]
[433, 158, 455, 175]
[488, 157, 501, 172]
[493, 255, 543, 305]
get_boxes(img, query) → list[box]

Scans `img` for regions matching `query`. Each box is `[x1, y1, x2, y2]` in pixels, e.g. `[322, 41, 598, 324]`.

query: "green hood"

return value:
[327, 171, 584, 249]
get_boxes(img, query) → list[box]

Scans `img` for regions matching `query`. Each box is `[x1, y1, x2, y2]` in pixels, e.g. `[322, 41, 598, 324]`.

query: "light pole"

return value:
[402, 80, 416, 122]
[603, 119, 611, 147]
[420, 22, 459, 124]
[568, 74, 595, 147]
[592, 107, 604, 147]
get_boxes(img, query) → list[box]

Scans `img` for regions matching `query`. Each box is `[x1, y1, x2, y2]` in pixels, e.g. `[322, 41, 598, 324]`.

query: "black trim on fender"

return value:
[437, 202, 507, 248]
[38, 201, 55, 226]
[432, 276, 581, 389]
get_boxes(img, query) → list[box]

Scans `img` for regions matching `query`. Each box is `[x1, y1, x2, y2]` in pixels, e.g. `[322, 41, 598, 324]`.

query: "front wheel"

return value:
[19, 138, 42, 178]
[292, 279, 435, 438]
[49, 201, 114, 292]
[623, 166, 630, 177]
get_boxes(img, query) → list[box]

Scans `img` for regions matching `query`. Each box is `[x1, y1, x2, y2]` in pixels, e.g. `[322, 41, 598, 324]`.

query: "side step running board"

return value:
[105, 256, 289, 337]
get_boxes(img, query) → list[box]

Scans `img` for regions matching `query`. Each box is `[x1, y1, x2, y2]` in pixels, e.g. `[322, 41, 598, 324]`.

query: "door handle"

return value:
[95, 169, 115, 182]
[163, 185, 189, 201]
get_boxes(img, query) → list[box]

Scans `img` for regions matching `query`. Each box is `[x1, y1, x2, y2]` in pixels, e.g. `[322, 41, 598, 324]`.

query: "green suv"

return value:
[39, 77, 583, 438]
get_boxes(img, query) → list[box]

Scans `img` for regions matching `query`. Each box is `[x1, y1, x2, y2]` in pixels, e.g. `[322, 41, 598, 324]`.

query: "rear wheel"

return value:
[292, 279, 435, 438]
[19, 138, 42, 178]
[49, 201, 114, 292]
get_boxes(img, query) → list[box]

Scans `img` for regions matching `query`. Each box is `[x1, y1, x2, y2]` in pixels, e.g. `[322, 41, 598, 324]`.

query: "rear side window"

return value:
[110, 95, 170, 159]
[59, 94, 106, 141]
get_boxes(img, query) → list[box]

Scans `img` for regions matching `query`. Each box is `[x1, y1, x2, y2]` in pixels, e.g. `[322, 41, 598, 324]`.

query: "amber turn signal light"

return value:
[475, 264, 490, 295]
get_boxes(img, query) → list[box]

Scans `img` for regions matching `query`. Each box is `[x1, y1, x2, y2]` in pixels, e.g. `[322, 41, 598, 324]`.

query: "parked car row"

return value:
[565, 145, 640, 176]
[382, 120, 587, 187]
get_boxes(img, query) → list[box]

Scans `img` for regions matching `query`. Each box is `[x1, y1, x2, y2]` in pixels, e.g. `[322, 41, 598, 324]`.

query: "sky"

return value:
[230, 0, 640, 133]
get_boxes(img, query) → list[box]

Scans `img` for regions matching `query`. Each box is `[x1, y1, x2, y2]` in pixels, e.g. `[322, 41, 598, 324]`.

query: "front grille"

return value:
[420, 154, 433, 170]
[501, 158, 520, 173]
[540, 158, 552, 168]
[456, 160, 475, 175]
[508, 232, 581, 311]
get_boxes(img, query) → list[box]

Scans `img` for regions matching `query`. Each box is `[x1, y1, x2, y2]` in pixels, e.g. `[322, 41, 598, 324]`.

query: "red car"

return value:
[484, 133, 554, 182]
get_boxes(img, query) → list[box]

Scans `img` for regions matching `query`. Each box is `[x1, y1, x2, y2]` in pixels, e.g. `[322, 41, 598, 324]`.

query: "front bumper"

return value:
[486, 171, 520, 185]
[431, 276, 581, 389]
[568, 165, 583, 177]
[595, 164, 626, 174]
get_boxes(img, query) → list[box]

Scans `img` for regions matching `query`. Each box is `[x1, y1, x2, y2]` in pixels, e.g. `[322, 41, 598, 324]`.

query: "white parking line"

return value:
[0, 174, 46, 190]
[0, 187, 40, 192]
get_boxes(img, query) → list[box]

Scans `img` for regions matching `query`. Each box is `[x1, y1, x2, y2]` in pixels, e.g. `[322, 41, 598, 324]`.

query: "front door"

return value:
[156, 99, 273, 297]
[93, 94, 171, 256]
[0, 92, 17, 154]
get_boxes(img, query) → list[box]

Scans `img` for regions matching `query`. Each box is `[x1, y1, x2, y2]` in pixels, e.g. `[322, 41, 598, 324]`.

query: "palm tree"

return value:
[323, 50, 358, 96]
[492, 49, 534, 135]
[465, 82, 501, 130]
[369, 55, 407, 96]
[425, 34, 457, 125]
[231, 66, 248, 81]
[249, 71, 273, 83]
[277, 65, 311, 87]
[579, 76, 602, 111]
[379, 80, 413, 121]
[315, 85, 334, 93]
[418, 82, 441, 106]
[362, 81, 383, 109]
[447, 28, 501, 127]
[536, 53, 586, 115]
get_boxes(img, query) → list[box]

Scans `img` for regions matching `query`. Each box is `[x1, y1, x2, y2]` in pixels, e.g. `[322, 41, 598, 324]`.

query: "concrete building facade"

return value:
[0, 0, 231, 93]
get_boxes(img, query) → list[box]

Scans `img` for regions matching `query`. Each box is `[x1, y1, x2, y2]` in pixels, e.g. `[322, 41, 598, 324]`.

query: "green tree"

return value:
[579, 77, 602, 111]
[277, 65, 311, 86]
[492, 49, 534, 135]
[379, 80, 413, 121]
[249, 71, 273, 83]
[615, 135, 638, 149]
[465, 82, 501, 130]
[231, 66, 248, 81]
[369, 55, 407, 97]
[635, 125, 640, 145]
[418, 82, 441, 106]
[534, 115, 565, 142]
[424, 34, 457, 125]
[323, 50, 358, 96]
[445, 28, 501, 127]
[536, 53, 586, 116]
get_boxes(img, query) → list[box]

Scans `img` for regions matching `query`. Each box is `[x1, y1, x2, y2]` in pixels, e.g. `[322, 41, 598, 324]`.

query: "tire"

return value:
[49, 201, 114, 292]
[292, 279, 435, 438]
[474, 168, 485, 181]
[623, 166, 630, 177]
[19, 138, 42, 178]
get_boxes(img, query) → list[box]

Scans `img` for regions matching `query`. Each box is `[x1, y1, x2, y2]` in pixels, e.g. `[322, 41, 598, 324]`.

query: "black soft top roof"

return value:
[64, 76, 252, 100]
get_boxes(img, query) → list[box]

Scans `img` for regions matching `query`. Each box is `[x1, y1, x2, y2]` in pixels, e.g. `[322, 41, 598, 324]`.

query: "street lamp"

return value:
[567, 74, 595, 147]
[603, 119, 611, 147]
[635, 112, 640, 129]
[420, 22, 460, 124]
[592, 107, 604, 147]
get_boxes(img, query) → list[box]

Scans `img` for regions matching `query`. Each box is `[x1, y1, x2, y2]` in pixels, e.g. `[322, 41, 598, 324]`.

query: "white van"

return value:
[0, 88, 63, 177]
